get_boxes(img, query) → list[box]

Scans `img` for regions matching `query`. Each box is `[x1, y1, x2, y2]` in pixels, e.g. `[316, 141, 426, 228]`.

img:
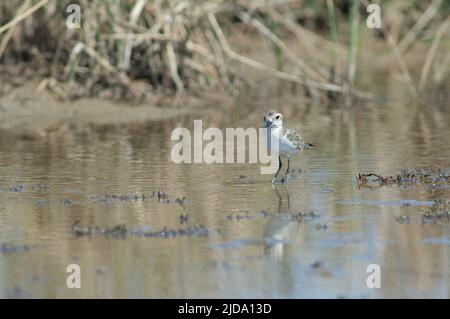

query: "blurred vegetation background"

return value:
[0, 0, 448, 102]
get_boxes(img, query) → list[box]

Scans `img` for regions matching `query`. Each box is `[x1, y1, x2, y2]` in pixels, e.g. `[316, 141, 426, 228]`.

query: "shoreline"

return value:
[0, 80, 217, 139]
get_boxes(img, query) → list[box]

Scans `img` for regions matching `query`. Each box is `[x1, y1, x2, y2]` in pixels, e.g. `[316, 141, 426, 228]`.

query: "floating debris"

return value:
[71, 221, 127, 239]
[432, 199, 450, 210]
[258, 210, 270, 217]
[428, 184, 450, 190]
[71, 221, 210, 239]
[149, 190, 187, 206]
[225, 210, 318, 223]
[35, 199, 51, 206]
[153, 190, 168, 201]
[0, 243, 34, 254]
[0, 184, 26, 193]
[357, 168, 450, 188]
[421, 211, 450, 224]
[10, 187, 186, 208]
[395, 215, 411, 224]
[31, 184, 50, 192]
[0, 184, 49, 193]
[226, 211, 255, 221]
[61, 199, 74, 206]
[315, 223, 328, 230]
[136, 225, 210, 238]
[34, 198, 77, 206]
[174, 197, 186, 207]
[179, 214, 190, 224]
[310, 261, 332, 277]
[394, 200, 450, 224]
[294, 211, 319, 221]
[89, 193, 146, 204]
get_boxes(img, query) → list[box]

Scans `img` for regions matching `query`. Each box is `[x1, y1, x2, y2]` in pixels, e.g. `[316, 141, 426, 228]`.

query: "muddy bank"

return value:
[0, 81, 212, 138]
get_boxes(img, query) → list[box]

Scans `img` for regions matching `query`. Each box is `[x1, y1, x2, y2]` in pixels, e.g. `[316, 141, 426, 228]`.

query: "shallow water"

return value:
[0, 96, 449, 298]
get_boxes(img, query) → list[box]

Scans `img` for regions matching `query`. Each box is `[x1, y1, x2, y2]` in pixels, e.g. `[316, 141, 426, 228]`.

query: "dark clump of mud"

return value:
[357, 168, 450, 188]
[71, 221, 210, 239]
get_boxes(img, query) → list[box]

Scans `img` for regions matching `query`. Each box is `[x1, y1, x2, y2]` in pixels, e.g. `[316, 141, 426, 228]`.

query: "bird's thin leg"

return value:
[272, 156, 282, 184]
[287, 189, 291, 211]
[280, 157, 291, 184]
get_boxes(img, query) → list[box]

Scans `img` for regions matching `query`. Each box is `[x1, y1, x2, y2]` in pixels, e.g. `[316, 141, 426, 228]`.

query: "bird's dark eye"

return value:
[275, 115, 280, 120]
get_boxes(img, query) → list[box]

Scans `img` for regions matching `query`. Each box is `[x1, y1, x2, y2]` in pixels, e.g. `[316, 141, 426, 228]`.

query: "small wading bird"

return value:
[263, 110, 314, 184]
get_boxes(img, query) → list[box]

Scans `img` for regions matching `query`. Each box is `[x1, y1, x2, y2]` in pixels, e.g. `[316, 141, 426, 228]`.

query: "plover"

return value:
[263, 110, 314, 184]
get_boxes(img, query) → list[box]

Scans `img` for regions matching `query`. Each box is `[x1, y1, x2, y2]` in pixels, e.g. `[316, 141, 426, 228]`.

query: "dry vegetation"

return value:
[0, 0, 448, 102]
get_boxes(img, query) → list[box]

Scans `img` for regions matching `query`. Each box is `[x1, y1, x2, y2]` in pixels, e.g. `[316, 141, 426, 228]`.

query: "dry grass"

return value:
[0, 0, 448, 102]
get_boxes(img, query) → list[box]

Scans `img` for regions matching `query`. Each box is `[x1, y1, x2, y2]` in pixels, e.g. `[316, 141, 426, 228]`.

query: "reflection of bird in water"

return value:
[263, 110, 314, 184]
[263, 188, 293, 259]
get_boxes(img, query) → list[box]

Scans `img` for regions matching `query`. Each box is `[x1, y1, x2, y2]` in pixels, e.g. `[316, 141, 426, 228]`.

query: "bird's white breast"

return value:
[265, 126, 299, 157]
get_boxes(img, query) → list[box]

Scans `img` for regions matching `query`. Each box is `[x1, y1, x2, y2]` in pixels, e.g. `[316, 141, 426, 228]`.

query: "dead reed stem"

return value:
[0, 0, 49, 34]
[397, 0, 443, 55]
[0, 0, 446, 101]
[419, 17, 449, 90]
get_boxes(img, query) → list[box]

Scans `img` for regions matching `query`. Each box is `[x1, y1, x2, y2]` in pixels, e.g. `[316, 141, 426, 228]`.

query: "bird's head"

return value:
[263, 110, 284, 128]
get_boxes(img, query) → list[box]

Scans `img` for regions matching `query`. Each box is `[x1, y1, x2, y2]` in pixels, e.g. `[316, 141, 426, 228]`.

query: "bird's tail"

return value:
[305, 143, 315, 149]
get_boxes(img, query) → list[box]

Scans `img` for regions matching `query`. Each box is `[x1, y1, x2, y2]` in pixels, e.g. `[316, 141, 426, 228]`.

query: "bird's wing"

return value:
[284, 126, 313, 150]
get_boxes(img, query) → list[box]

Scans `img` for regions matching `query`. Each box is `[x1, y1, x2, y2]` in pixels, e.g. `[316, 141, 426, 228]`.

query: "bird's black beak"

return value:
[263, 120, 272, 128]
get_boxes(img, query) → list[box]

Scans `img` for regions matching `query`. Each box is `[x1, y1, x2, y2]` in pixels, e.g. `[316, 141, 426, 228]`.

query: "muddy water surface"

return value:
[0, 95, 449, 298]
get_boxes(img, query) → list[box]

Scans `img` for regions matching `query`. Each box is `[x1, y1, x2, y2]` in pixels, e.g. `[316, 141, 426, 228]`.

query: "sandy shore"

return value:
[0, 81, 208, 138]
